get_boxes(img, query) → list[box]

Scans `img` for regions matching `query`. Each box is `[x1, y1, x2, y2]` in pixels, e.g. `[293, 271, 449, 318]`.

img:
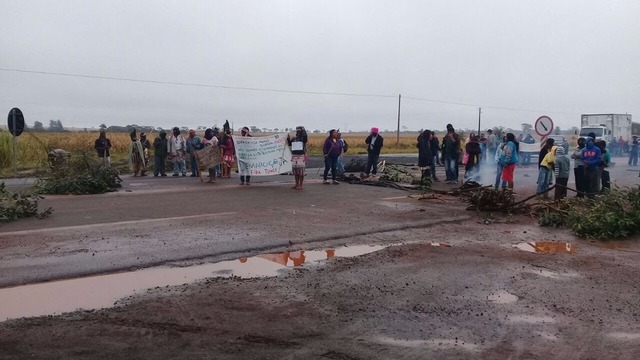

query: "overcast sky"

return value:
[1, 0, 639, 133]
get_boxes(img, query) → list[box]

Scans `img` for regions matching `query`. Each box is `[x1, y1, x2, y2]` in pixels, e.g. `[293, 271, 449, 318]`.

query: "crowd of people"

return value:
[93, 125, 639, 195]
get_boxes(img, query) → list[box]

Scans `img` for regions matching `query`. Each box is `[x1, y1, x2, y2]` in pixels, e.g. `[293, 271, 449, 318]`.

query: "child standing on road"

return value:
[553, 147, 570, 200]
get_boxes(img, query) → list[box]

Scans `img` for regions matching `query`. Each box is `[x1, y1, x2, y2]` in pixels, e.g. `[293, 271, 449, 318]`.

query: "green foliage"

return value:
[418, 173, 432, 195]
[539, 187, 640, 239]
[538, 210, 567, 227]
[36, 152, 122, 195]
[0, 182, 52, 223]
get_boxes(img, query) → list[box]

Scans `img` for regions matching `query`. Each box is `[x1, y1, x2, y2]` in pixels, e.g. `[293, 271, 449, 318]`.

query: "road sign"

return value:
[534, 116, 554, 137]
[8, 108, 25, 137]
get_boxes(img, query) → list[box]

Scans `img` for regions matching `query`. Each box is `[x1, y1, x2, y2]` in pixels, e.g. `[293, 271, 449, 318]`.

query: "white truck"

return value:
[579, 113, 637, 144]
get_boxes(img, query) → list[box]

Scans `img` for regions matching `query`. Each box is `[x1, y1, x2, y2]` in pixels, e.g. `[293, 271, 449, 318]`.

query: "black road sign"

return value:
[8, 108, 25, 137]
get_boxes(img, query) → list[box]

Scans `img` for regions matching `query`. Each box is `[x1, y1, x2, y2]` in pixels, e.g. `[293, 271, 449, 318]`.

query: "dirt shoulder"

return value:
[2, 212, 640, 359]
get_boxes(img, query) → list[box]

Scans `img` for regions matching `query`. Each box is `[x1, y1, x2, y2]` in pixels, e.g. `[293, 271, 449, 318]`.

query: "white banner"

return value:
[519, 142, 541, 153]
[233, 133, 293, 176]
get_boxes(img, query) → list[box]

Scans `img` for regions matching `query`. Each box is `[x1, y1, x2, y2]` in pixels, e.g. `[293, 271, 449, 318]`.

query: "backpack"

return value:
[341, 139, 349, 153]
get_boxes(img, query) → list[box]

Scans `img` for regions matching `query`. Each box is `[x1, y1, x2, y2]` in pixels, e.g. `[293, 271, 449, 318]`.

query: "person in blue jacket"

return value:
[581, 138, 601, 199]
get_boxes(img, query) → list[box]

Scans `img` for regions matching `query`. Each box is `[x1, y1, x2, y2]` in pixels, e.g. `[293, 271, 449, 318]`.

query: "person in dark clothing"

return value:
[442, 124, 461, 184]
[464, 135, 482, 181]
[153, 130, 169, 176]
[364, 127, 384, 177]
[596, 140, 610, 192]
[417, 130, 434, 182]
[430, 132, 441, 166]
[629, 135, 639, 166]
[94, 129, 112, 166]
[571, 137, 586, 197]
[323, 129, 343, 184]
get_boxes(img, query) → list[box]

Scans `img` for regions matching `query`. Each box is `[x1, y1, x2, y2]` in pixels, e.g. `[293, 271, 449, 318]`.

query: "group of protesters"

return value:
[93, 124, 638, 195]
[94, 125, 313, 189]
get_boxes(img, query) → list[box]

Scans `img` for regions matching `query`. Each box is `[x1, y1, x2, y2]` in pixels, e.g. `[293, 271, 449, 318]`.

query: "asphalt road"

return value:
[1, 154, 638, 288]
[0, 166, 468, 287]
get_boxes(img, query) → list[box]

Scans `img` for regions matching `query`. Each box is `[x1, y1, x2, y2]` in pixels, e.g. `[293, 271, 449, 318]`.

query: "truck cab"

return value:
[579, 125, 609, 144]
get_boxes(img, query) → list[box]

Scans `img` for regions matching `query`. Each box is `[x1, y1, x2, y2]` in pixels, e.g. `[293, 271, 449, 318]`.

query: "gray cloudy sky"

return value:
[1, 0, 639, 133]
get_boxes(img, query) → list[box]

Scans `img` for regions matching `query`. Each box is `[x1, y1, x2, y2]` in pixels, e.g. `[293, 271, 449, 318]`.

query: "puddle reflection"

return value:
[515, 242, 575, 254]
[0, 244, 389, 321]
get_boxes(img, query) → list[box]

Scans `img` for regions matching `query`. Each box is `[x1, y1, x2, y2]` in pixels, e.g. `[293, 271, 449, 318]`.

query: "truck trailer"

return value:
[579, 114, 636, 144]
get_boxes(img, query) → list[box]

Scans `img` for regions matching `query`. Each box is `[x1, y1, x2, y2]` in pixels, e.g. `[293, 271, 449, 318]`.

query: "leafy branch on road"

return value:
[36, 151, 122, 195]
[0, 182, 52, 223]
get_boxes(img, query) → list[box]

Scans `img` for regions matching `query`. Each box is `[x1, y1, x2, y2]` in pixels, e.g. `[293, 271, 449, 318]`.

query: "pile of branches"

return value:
[0, 182, 52, 223]
[341, 174, 408, 191]
[441, 181, 640, 239]
[37, 151, 122, 195]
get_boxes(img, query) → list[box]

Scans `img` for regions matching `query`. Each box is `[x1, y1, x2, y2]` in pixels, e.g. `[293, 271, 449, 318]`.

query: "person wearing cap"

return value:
[186, 129, 202, 177]
[94, 129, 112, 166]
[364, 127, 384, 178]
[153, 130, 169, 176]
[628, 135, 639, 166]
[128, 129, 146, 177]
[553, 146, 570, 200]
[168, 127, 187, 176]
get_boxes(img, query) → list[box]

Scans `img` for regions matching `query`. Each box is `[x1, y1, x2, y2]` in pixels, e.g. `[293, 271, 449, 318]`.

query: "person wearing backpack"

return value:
[364, 127, 384, 178]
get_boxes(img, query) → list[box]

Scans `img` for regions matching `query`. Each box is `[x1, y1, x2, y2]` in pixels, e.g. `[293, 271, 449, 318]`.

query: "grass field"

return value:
[0, 131, 424, 176]
[0, 130, 581, 177]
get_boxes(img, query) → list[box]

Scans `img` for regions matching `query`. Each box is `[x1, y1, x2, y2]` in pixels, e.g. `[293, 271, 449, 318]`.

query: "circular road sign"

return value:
[534, 115, 554, 137]
[7, 108, 25, 137]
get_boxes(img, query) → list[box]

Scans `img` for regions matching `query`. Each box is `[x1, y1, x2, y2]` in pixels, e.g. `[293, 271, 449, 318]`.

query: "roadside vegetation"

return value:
[0, 182, 52, 223]
[35, 152, 122, 195]
[538, 186, 640, 239]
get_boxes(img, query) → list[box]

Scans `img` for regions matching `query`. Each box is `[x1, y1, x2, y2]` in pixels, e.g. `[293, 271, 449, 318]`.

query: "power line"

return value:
[1, 67, 581, 115]
[403, 95, 579, 116]
[0, 67, 397, 99]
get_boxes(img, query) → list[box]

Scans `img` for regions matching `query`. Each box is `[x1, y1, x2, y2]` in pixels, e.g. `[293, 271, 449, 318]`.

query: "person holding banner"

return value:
[323, 129, 343, 185]
[239, 127, 252, 185]
[287, 126, 308, 190]
[202, 128, 219, 183]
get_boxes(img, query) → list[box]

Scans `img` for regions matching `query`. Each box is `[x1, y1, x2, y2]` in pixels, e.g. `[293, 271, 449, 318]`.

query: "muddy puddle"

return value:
[0, 244, 395, 321]
[515, 241, 575, 254]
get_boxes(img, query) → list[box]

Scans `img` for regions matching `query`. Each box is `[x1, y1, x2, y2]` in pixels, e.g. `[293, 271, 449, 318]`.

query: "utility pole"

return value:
[396, 94, 401, 146]
[477, 107, 482, 135]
